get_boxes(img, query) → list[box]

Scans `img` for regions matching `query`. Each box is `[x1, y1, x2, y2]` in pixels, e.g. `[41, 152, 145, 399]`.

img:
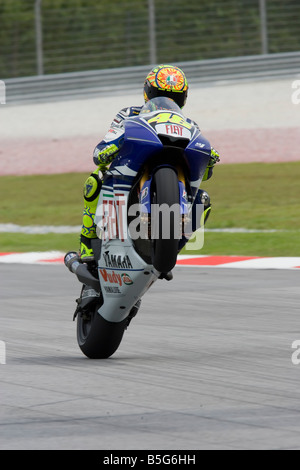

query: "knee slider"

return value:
[83, 172, 102, 202]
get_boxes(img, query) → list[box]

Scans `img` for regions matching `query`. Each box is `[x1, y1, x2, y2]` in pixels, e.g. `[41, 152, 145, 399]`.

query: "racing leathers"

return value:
[80, 106, 220, 261]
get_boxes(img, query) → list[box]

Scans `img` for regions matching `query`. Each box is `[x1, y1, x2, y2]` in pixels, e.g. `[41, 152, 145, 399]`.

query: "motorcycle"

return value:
[65, 96, 211, 359]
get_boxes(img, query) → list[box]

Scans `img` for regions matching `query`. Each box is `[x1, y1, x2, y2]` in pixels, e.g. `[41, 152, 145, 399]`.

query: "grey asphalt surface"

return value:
[1, 263, 300, 450]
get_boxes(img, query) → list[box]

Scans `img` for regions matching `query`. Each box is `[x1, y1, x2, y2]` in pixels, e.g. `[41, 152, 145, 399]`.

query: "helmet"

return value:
[143, 64, 188, 108]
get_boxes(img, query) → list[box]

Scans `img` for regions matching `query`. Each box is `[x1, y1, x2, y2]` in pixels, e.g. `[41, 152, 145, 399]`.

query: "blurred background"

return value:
[1, 0, 300, 78]
[0, 0, 299, 256]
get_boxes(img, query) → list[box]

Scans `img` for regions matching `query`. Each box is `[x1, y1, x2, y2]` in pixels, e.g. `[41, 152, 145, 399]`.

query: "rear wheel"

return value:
[77, 303, 128, 359]
[151, 167, 180, 273]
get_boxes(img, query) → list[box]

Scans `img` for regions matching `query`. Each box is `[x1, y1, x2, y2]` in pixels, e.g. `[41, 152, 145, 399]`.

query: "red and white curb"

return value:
[177, 255, 300, 270]
[0, 252, 300, 270]
[0, 251, 64, 264]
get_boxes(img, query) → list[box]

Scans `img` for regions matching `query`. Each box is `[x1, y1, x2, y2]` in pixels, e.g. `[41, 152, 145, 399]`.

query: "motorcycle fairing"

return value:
[94, 97, 212, 323]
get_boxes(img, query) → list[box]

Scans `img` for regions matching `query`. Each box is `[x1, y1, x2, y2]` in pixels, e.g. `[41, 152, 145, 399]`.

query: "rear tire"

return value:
[77, 304, 127, 359]
[151, 167, 180, 273]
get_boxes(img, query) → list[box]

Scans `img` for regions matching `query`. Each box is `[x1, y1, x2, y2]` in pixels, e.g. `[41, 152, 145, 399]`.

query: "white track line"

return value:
[0, 224, 294, 234]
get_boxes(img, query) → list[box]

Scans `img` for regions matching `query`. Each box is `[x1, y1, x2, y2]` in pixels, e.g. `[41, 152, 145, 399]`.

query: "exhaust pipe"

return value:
[64, 252, 100, 291]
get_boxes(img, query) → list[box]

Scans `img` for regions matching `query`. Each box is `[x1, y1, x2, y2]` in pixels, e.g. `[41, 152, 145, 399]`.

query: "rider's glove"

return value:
[203, 147, 220, 181]
[93, 129, 125, 171]
[96, 143, 119, 167]
[209, 147, 220, 167]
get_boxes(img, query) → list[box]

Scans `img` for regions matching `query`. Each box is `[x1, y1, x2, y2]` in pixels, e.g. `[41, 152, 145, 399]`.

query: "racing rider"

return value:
[78, 64, 220, 262]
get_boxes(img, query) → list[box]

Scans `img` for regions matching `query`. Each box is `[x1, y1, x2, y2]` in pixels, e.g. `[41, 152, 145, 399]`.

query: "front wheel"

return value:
[151, 167, 181, 273]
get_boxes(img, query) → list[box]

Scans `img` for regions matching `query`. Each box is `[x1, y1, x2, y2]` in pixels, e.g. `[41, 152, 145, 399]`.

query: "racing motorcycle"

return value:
[65, 97, 211, 359]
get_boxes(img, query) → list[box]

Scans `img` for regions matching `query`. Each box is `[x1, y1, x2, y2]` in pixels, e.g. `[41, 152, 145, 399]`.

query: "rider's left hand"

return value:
[209, 147, 220, 167]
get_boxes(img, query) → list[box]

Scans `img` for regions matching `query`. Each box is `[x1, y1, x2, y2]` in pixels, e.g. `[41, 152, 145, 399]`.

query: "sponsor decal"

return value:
[157, 123, 191, 138]
[121, 273, 133, 285]
[100, 269, 122, 286]
[103, 251, 133, 269]
[100, 269, 134, 286]
[104, 286, 121, 294]
[84, 182, 93, 197]
[165, 124, 184, 136]
[140, 186, 148, 201]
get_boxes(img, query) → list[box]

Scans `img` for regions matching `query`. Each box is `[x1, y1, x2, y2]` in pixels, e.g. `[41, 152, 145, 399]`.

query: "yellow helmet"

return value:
[143, 64, 188, 108]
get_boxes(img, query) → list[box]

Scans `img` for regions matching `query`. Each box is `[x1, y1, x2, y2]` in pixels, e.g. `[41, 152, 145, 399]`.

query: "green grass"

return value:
[0, 173, 84, 226]
[1, 162, 300, 256]
[201, 161, 300, 231]
[181, 231, 300, 257]
[0, 233, 79, 253]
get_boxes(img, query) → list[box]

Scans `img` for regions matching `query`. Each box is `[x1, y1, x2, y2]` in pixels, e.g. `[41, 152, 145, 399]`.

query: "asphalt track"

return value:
[1, 263, 300, 450]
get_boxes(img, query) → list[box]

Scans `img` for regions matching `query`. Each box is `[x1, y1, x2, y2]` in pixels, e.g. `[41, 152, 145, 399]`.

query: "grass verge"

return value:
[1, 230, 299, 257]
[1, 162, 300, 255]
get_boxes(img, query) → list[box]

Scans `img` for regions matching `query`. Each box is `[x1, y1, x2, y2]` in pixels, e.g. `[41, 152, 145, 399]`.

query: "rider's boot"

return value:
[177, 188, 211, 254]
[199, 189, 211, 226]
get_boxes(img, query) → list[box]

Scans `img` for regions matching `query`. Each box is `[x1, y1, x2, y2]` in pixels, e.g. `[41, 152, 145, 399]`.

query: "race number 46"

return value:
[0, 340, 6, 364]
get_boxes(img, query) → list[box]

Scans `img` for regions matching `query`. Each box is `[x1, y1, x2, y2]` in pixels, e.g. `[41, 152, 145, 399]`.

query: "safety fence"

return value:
[1, 0, 300, 79]
[4, 51, 300, 104]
